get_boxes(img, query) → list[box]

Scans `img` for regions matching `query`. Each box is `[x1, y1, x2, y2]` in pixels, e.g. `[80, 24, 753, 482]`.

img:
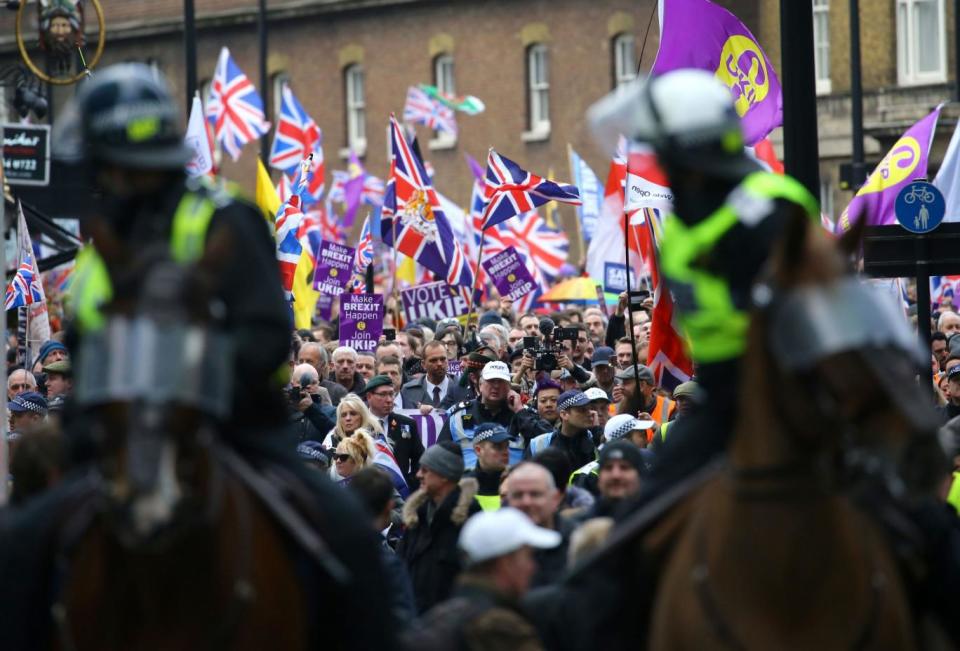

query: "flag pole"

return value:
[623, 207, 640, 384]
[566, 144, 587, 269]
[465, 229, 485, 329]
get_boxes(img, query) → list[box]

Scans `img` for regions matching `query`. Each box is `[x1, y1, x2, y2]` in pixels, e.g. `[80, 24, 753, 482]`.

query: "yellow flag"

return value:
[292, 253, 321, 329]
[397, 252, 417, 287]
[255, 159, 280, 226]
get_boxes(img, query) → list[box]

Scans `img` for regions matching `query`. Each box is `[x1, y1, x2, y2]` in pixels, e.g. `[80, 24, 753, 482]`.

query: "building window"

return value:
[613, 33, 636, 88]
[812, 0, 831, 94]
[344, 64, 366, 154]
[897, 0, 946, 85]
[271, 72, 290, 124]
[430, 54, 457, 149]
[525, 44, 550, 140]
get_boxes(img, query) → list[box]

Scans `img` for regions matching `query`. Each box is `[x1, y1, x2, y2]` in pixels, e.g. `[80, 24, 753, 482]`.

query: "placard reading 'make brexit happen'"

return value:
[339, 293, 383, 352]
[313, 240, 355, 295]
[482, 247, 537, 302]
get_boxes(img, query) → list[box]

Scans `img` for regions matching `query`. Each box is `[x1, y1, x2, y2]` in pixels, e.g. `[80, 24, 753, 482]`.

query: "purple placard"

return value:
[339, 293, 383, 352]
[447, 359, 462, 376]
[313, 240, 355, 295]
[316, 293, 335, 322]
[482, 247, 537, 301]
[401, 281, 470, 323]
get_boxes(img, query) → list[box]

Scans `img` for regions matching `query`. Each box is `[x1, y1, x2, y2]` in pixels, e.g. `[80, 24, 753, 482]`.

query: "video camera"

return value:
[523, 317, 578, 372]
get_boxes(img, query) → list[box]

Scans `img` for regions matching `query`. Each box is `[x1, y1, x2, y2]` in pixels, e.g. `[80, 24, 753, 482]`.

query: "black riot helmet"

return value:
[54, 63, 193, 170]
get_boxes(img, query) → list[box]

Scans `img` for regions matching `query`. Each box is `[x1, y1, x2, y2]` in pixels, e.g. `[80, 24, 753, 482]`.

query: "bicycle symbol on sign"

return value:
[903, 184, 935, 205]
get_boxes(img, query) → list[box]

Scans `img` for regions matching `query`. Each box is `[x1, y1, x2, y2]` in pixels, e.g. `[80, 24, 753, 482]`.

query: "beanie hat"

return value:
[420, 441, 465, 482]
[37, 340, 67, 365]
[599, 440, 647, 476]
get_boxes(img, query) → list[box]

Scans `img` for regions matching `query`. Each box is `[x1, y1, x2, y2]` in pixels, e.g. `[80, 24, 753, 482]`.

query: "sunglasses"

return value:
[333, 453, 352, 463]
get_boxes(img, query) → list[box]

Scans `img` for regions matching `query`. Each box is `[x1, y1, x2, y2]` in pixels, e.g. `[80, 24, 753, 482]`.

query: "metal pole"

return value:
[916, 236, 933, 390]
[955, 0, 960, 101]
[779, 0, 821, 197]
[184, 0, 198, 115]
[258, 0, 269, 165]
[849, 0, 866, 185]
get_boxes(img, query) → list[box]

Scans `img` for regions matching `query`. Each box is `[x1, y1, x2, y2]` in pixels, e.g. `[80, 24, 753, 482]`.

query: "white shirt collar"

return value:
[425, 375, 449, 395]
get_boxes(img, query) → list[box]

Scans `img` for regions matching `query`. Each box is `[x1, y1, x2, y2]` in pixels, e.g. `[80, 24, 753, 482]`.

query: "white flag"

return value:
[934, 117, 960, 223]
[184, 93, 213, 178]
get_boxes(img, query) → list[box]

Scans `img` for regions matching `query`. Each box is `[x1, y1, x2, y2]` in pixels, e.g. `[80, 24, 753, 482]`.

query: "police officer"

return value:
[526, 391, 598, 470]
[0, 64, 397, 651]
[438, 361, 538, 467]
[464, 423, 512, 511]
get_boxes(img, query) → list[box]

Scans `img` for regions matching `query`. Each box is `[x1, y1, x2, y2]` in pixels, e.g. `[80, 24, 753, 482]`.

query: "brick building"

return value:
[0, 0, 674, 261]
[1, 1, 955, 246]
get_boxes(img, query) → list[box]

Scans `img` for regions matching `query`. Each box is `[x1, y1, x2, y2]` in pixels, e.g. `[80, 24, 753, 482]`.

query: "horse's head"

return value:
[73, 229, 234, 545]
[736, 209, 945, 498]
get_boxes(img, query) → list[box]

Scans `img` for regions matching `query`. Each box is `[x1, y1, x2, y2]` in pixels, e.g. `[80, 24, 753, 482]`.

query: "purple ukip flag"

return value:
[482, 247, 537, 303]
[839, 105, 943, 231]
[313, 240, 356, 294]
[339, 293, 383, 352]
[651, 0, 782, 145]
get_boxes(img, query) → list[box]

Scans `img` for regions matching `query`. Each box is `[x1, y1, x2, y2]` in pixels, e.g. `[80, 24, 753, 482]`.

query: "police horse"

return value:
[574, 212, 954, 650]
[34, 246, 369, 650]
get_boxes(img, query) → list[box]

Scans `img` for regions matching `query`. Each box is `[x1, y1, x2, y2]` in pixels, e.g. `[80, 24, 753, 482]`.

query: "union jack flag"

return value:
[363, 175, 385, 206]
[269, 83, 324, 202]
[381, 114, 472, 288]
[275, 160, 310, 300]
[403, 86, 457, 136]
[206, 47, 270, 162]
[5, 203, 45, 311]
[482, 149, 581, 230]
[489, 209, 569, 280]
[373, 437, 410, 498]
[350, 216, 375, 290]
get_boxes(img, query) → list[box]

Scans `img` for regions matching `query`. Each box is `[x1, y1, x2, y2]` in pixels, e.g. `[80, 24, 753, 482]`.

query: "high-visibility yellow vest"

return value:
[68, 189, 218, 333]
[659, 172, 819, 363]
[948, 471, 960, 515]
[474, 494, 502, 512]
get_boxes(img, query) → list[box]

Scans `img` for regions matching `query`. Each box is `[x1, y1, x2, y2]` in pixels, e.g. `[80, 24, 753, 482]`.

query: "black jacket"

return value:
[396, 478, 480, 614]
[329, 371, 367, 396]
[400, 375, 471, 409]
[383, 411, 424, 490]
[531, 513, 576, 588]
[286, 401, 336, 443]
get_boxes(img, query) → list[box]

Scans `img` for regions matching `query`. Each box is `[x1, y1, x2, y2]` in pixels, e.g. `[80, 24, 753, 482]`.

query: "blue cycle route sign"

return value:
[894, 181, 945, 234]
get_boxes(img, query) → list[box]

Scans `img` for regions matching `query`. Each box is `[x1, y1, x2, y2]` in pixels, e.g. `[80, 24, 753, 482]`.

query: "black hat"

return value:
[361, 375, 394, 394]
[599, 440, 646, 475]
[473, 423, 512, 444]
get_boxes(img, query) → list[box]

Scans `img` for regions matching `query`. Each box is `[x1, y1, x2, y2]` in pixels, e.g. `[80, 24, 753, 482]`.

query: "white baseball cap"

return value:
[583, 387, 611, 403]
[480, 360, 512, 382]
[459, 507, 561, 565]
[604, 413, 656, 441]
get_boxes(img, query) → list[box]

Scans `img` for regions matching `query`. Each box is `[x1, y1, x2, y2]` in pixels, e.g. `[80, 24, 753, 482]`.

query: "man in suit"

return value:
[363, 374, 424, 489]
[401, 340, 470, 411]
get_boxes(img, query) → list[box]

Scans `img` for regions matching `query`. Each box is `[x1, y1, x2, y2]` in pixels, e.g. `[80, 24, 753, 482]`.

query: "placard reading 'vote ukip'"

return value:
[313, 240, 356, 295]
[482, 247, 537, 303]
[339, 293, 383, 352]
[401, 282, 470, 324]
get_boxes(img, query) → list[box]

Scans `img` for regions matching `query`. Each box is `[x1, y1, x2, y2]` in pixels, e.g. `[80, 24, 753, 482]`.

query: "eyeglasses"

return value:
[333, 454, 352, 463]
[9, 384, 31, 391]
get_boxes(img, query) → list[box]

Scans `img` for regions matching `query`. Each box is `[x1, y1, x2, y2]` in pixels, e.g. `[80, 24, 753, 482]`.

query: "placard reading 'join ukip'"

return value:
[313, 240, 355, 295]
[482, 247, 537, 303]
[339, 293, 383, 352]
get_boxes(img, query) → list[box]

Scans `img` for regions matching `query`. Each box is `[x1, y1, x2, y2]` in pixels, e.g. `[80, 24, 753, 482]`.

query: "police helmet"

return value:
[53, 63, 193, 170]
[587, 69, 761, 180]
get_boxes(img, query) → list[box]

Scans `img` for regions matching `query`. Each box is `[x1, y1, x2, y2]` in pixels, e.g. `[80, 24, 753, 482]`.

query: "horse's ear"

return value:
[836, 212, 866, 260]
[776, 204, 811, 276]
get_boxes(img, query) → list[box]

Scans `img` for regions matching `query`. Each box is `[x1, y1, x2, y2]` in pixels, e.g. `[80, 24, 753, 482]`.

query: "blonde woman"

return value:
[322, 394, 383, 449]
[332, 429, 376, 483]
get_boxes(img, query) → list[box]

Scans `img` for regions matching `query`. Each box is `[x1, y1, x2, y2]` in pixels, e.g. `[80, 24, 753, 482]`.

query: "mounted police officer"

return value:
[438, 361, 539, 468]
[0, 64, 397, 650]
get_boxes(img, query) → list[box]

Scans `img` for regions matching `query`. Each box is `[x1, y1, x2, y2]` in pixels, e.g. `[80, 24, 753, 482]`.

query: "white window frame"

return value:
[523, 44, 550, 142]
[272, 72, 290, 125]
[429, 53, 457, 150]
[812, 0, 831, 94]
[896, 0, 947, 86]
[819, 180, 834, 223]
[344, 64, 366, 156]
[613, 33, 636, 88]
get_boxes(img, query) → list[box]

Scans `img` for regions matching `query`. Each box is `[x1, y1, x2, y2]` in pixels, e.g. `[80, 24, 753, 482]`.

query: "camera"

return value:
[383, 328, 397, 342]
[524, 318, 578, 372]
[287, 385, 302, 404]
[628, 289, 651, 311]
